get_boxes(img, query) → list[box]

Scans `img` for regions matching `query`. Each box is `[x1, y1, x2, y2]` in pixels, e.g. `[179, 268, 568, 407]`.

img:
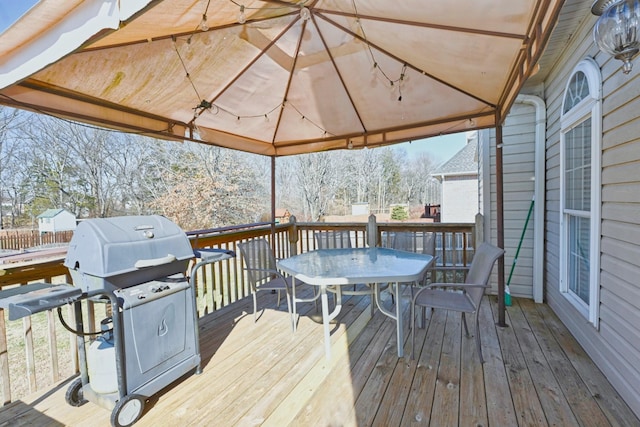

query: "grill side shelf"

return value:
[0, 283, 82, 321]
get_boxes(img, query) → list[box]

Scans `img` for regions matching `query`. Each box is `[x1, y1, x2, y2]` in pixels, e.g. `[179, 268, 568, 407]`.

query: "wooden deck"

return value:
[1, 288, 638, 427]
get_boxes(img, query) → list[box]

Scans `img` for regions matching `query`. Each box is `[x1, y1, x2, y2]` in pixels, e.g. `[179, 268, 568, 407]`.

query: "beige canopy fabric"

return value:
[0, 0, 562, 157]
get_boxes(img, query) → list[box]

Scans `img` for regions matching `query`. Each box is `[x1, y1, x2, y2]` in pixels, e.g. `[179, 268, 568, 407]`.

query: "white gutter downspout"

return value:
[516, 94, 546, 303]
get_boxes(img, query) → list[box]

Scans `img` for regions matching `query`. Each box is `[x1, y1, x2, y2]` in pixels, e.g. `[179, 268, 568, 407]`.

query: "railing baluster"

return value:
[23, 315, 36, 393]
[0, 309, 10, 405]
[47, 310, 59, 383]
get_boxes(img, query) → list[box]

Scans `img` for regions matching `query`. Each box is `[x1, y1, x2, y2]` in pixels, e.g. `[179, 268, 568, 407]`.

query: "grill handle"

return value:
[134, 254, 177, 269]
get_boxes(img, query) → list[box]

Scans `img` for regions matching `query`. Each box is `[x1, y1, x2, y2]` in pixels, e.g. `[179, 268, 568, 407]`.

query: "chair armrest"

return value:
[244, 267, 285, 278]
[426, 282, 488, 290]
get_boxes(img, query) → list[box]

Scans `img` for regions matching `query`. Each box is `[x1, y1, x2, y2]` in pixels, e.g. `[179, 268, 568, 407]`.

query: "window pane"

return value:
[568, 215, 590, 304]
[563, 71, 590, 114]
[565, 120, 591, 211]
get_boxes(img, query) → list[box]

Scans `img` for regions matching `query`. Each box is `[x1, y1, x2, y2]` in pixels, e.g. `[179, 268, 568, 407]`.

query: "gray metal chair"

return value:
[238, 238, 314, 332]
[314, 230, 378, 313]
[389, 231, 435, 256]
[314, 230, 352, 249]
[410, 242, 504, 363]
[388, 231, 436, 292]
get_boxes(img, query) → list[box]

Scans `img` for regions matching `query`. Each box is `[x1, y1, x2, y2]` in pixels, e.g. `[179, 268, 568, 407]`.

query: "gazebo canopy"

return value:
[0, 0, 562, 156]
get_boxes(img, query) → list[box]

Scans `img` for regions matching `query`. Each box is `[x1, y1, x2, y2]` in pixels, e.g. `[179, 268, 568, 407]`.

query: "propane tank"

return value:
[87, 317, 118, 394]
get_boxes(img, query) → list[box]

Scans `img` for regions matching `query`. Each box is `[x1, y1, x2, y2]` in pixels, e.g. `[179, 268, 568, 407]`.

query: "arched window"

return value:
[559, 58, 601, 327]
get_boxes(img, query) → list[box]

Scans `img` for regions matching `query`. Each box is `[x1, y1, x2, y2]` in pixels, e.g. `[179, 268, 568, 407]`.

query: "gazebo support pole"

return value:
[271, 156, 277, 254]
[496, 124, 507, 327]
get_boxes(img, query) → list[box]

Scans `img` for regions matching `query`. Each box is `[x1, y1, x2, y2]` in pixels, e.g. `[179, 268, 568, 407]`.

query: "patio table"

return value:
[278, 247, 434, 359]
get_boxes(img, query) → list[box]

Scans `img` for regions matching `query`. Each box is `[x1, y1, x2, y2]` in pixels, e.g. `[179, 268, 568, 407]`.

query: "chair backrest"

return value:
[389, 231, 435, 256]
[238, 238, 277, 285]
[315, 231, 352, 249]
[464, 242, 504, 305]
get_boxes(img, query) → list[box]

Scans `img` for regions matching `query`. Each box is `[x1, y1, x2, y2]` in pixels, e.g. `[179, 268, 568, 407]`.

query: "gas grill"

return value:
[0, 215, 234, 427]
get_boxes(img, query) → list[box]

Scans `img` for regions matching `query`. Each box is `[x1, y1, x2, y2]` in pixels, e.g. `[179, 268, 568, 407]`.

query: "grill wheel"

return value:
[65, 377, 87, 407]
[111, 394, 145, 427]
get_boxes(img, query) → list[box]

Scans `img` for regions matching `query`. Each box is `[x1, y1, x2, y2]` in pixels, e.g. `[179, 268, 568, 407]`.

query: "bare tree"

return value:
[0, 107, 30, 227]
[293, 152, 342, 221]
[151, 144, 268, 229]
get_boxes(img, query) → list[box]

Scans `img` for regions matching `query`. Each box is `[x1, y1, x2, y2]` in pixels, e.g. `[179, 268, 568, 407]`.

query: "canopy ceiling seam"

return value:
[0, 92, 184, 141]
[11, 81, 190, 129]
[271, 13, 307, 145]
[317, 9, 528, 41]
[313, 11, 368, 138]
[82, 12, 298, 52]
[316, 13, 496, 109]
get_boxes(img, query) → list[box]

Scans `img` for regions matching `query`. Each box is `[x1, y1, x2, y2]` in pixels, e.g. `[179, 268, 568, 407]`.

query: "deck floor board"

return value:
[1, 291, 638, 427]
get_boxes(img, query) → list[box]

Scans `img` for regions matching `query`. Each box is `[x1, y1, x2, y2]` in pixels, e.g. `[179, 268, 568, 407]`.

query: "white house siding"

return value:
[38, 210, 76, 233]
[529, 11, 640, 417]
[481, 104, 537, 299]
[440, 176, 477, 223]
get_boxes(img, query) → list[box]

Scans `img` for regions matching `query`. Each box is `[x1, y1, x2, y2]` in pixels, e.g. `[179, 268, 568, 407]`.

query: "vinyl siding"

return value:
[537, 9, 640, 418]
[481, 103, 536, 298]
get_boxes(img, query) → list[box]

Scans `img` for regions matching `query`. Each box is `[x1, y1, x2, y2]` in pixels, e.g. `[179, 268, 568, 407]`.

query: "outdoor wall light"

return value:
[592, 0, 640, 74]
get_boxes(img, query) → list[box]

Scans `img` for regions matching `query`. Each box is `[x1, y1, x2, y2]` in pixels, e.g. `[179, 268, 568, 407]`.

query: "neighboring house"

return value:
[480, 0, 640, 418]
[37, 209, 76, 233]
[274, 208, 291, 224]
[432, 132, 478, 223]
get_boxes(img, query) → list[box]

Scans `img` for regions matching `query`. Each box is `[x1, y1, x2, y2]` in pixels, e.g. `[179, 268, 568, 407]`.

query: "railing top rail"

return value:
[295, 222, 368, 230]
[378, 222, 474, 232]
[185, 222, 273, 237]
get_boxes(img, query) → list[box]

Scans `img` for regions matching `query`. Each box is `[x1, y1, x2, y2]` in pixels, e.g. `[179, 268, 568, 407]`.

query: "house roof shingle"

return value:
[432, 134, 478, 176]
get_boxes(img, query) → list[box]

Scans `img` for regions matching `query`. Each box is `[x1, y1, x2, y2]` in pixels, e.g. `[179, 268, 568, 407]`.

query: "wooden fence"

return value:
[0, 230, 74, 251]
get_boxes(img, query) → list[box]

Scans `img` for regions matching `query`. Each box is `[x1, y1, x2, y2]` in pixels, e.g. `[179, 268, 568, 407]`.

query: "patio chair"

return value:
[384, 231, 437, 306]
[314, 230, 352, 249]
[410, 242, 504, 363]
[315, 230, 354, 293]
[314, 231, 378, 312]
[237, 238, 315, 332]
[389, 231, 435, 256]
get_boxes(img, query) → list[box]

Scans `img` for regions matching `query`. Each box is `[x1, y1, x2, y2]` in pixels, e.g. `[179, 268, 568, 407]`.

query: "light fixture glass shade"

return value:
[593, 0, 640, 73]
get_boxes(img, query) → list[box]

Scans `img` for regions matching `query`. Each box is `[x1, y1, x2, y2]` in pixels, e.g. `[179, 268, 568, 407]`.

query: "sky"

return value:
[0, 1, 468, 165]
[394, 133, 468, 165]
[0, 2, 37, 33]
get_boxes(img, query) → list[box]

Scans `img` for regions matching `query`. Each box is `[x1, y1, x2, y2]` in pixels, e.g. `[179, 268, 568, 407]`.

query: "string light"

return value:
[238, 5, 246, 24]
[199, 0, 211, 31]
[171, 2, 338, 139]
[199, 14, 209, 31]
[352, 0, 407, 103]
[300, 6, 311, 21]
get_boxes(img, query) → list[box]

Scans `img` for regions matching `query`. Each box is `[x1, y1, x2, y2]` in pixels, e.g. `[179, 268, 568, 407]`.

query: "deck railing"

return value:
[0, 217, 476, 405]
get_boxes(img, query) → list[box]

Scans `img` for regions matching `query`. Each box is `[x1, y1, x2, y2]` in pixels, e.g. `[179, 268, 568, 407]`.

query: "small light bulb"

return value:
[199, 15, 209, 31]
[371, 62, 378, 76]
[238, 5, 246, 24]
[264, 114, 269, 123]
[300, 7, 311, 21]
[348, 141, 353, 149]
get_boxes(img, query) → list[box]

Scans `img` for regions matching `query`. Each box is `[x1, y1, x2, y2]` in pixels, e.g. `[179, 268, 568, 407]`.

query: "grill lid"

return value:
[64, 215, 194, 278]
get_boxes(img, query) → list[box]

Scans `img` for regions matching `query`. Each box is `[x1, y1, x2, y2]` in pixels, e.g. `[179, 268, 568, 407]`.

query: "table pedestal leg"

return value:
[320, 285, 342, 359]
[374, 282, 404, 358]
